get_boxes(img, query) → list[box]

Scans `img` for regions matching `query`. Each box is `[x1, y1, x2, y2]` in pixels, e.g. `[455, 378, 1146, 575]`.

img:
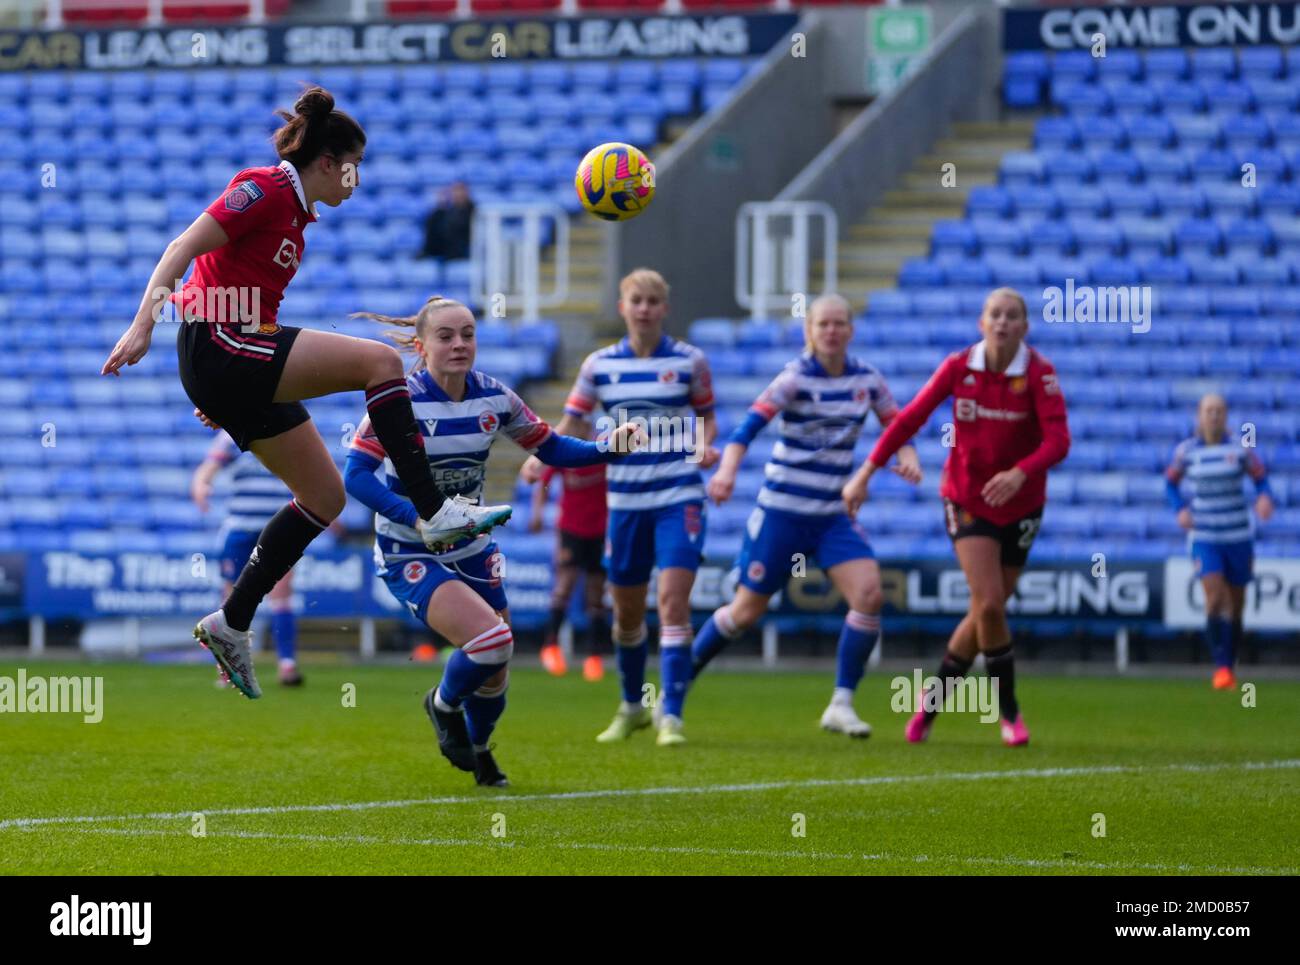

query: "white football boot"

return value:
[820, 700, 872, 738]
[194, 610, 261, 699]
[418, 494, 513, 551]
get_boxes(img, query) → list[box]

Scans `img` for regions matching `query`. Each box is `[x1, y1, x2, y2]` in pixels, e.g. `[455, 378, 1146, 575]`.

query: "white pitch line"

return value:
[67, 827, 1299, 876]
[3, 758, 1297, 833]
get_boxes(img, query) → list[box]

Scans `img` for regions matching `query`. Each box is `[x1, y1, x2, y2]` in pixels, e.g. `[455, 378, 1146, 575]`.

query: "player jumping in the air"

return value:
[101, 87, 510, 699]
[527, 463, 611, 681]
[191, 431, 305, 687]
[521, 269, 718, 746]
[843, 288, 1070, 747]
[1165, 393, 1273, 690]
[692, 294, 921, 737]
[344, 296, 643, 786]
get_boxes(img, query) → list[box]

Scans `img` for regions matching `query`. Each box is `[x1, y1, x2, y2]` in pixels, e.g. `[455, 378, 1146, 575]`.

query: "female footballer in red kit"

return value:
[101, 87, 511, 699]
[842, 288, 1070, 746]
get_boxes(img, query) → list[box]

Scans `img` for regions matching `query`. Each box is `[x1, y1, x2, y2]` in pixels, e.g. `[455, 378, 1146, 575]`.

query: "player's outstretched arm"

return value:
[343, 448, 418, 528]
[101, 213, 230, 377]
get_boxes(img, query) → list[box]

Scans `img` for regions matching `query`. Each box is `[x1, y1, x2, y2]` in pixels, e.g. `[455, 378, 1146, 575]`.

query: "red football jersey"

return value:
[870, 342, 1070, 526]
[171, 160, 316, 333]
[540, 463, 607, 539]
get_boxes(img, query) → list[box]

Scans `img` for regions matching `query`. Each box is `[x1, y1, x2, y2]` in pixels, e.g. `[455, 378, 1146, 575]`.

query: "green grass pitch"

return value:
[2, 660, 1297, 875]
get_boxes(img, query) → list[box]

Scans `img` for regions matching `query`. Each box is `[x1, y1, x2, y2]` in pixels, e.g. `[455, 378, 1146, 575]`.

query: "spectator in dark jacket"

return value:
[420, 181, 474, 260]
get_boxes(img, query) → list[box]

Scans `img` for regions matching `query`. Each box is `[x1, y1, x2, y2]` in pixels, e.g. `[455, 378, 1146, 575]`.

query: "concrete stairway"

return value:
[821, 119, 1038, 310]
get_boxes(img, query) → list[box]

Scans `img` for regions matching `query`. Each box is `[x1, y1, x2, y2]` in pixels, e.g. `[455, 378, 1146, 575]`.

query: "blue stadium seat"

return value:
[1156, 80, 1208, 115]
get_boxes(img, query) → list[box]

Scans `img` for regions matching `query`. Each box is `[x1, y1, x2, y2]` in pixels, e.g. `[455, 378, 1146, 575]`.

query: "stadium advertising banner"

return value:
[0, 13, 799, 71]
[24, 549, 375, 619]
[1164, 557, 1300, 630]
[1004, 2, 1300, 50]
[22, 550, 1299, 631]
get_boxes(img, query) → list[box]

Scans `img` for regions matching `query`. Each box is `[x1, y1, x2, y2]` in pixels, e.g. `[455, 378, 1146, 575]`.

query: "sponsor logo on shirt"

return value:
[224, 180, 265, 212]
[273, 238, 300, 269]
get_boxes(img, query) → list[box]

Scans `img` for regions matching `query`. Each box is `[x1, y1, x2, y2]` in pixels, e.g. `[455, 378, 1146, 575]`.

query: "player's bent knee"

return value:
[853, 586, 884, 614]
[367, 343, 405, 382]
[974, 596, 1006, 624]
[461, 620, 513, 663]
[476, 667, 509, 697]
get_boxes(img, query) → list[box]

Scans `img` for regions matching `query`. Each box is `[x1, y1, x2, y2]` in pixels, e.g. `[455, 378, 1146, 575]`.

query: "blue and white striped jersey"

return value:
[564, 334, 715, 512]
[1166, 437, 1268, 544]
[207, 431, 289, 534]
[747, 353, 899, 516]
[351, 368, 552, 565]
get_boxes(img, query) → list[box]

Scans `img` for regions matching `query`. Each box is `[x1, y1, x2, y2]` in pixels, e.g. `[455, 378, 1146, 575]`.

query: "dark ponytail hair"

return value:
[272, 86, 366, 171]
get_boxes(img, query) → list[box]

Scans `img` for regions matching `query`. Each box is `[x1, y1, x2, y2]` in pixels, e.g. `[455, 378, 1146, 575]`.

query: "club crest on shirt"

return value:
[747, 560, 766, 582]
[403, 561, 428, 583]
[224, 180, 265, 212]
[659, 369, 678, 384]
[478, 411, 500, 434]
[855, 387, 868, 403]
[1010, 377, 1026, 393]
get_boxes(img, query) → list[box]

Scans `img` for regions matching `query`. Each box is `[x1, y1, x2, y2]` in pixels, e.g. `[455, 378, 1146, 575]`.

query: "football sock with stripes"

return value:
[364, 377, 446, 521]
[833, 610, 881, 693]
[983, 644, 1020, 721]
[659, 624, 693, 719]
[924, 650, 975, 720]
[222, 498, 328, 632]
[436, 623, 514, 709]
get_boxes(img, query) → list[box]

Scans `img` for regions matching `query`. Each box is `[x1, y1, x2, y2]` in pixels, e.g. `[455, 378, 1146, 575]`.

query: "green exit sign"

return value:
[869, 7, 931, 57]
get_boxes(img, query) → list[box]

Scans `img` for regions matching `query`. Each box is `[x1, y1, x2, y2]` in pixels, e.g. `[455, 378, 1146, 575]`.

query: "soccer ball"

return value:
[575, 142, 656, 222]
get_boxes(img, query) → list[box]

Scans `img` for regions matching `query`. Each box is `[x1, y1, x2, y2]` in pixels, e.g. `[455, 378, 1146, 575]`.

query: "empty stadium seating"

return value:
[0, 56, 756, 555]
[674, 46, 1300, 566]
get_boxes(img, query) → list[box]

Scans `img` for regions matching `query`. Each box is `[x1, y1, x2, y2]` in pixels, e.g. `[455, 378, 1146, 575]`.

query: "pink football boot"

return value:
[1000, 714, 1030, 747]
[905, 710, 934, 743]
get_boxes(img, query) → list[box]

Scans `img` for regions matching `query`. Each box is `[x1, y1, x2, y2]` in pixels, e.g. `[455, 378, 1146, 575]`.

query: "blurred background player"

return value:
[191, 431, 303, 687]
[693, 294, 920, 737]
[844, 287, 1070, 748]
[527, 463, 610, 681]
[102, 86, 510, 700]
[344, 295, 642, 786]
[1165, 393, 1274, 690]
[522, 269, 718, 747]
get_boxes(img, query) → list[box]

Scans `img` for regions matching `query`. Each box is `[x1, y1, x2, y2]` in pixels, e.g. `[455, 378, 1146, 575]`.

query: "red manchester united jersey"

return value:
[540, 463, 607, 539]
[870, 342, 1070, 525]
[171, 160, 317, 333]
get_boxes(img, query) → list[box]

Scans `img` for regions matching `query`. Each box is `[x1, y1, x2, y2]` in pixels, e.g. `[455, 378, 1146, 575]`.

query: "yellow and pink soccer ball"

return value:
[575, 142, 656, 222]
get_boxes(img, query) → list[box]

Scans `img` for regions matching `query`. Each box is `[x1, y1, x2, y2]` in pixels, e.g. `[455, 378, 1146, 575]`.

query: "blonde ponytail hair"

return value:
[351, 294, 468, 373]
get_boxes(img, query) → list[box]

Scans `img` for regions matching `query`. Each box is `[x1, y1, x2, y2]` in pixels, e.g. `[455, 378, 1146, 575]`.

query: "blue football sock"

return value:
[464, 691, 507, 748]
[614, 626, 649, 705]
[660, 625, 693, 719]
[271, 609, 296, 662]
[834, 611, 881, 692]
[1207, 616, 1233, 668]
[437, 648, 502, 709]
[691, 605, 739, 679]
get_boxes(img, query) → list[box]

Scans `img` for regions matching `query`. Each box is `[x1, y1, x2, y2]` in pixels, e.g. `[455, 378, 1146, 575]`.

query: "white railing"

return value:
[735, 200, 837, 322]
[471, 203, 569, 323]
